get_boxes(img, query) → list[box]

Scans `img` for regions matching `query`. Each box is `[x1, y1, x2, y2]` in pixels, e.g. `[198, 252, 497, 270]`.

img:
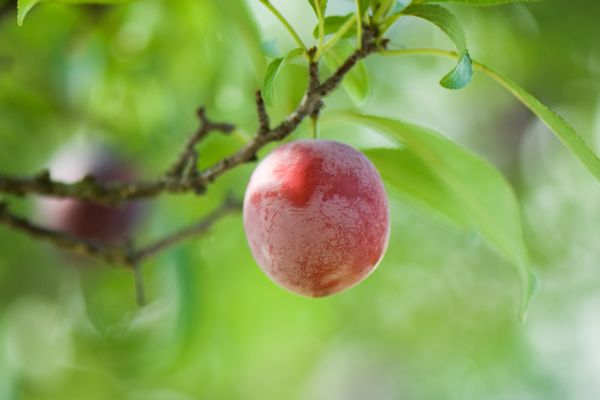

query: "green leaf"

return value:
[17, 0, 131, 26]
[17, 0, 41, 25]
[364, 148, 467, 224]
[413, 0, 541, 5]
[393, 0, 412, 13]
[382, 48, 600, 184]
[323, 41, 369, 104]
[308, 0, 328, 16]
[347, 113, 537, 320]
[261, 48, 304, 107]
[476, 60, 600, 183]
[312, 14, 356, 39]
[402, 4, 473, 89]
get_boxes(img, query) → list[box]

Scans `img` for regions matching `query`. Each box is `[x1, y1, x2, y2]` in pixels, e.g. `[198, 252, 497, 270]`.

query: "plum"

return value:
[244, 140, 390, 297]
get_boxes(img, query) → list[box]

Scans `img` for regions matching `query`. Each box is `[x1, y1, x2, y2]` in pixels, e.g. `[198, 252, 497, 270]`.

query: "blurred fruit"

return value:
[36, 137, 142, 245]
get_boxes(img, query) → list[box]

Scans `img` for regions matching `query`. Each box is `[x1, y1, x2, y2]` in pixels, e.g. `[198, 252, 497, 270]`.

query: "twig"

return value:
[167, 107, 234, 179]
[0, 199, 241, 267]
[0, 202, 131, 264]
[129, 196, 242, 263]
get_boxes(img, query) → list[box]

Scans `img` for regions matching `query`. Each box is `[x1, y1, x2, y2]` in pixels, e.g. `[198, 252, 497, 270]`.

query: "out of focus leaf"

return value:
[307, 0, 328, 16]
[261, 48, 305, 106]
[383, 48, 600, 183]
[402, 4, 472, 89]
[17, 0, 40, 26]
[17, 0, 132, 26]
[413, 0, 541, 5]
[312, 14, 355, 38]
[475, 59, 600, 184]
[323, 41, 369, 104]
[357, 0, 372, 14]
[347, 113, 537, 319]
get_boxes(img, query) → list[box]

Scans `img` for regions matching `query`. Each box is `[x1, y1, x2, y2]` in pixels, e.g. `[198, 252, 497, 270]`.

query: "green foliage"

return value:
[357, 0, 371, 14]
[413, 0, 541, 5]
[402, 4, 473, 89]
[475, 61, 600, 183]
[347, 114, 536, 318]
[312, 14, 356, 38]
[2, 1, 600, 396]
[384, 48, 600, 184]
[307, 0, 328, 16]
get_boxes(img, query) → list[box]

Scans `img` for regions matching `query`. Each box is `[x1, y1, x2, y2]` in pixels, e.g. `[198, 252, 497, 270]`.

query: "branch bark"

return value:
[0, 198, 241, 267]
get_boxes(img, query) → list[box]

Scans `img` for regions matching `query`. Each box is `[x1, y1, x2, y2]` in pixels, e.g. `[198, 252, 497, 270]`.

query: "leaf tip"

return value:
[518, 270, 540, 323]
[17, 0, 40, 26]
[440, 53, 473, 90]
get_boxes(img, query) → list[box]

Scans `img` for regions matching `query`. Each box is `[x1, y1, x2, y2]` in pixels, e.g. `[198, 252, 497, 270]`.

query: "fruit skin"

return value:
[36, 139, 141, 245]
[243, 140, 390, 297]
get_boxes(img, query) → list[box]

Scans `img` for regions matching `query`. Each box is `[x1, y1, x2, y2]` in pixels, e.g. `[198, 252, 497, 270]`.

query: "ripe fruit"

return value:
[243, 140, 390, 297]
[36, 138, 141, 245]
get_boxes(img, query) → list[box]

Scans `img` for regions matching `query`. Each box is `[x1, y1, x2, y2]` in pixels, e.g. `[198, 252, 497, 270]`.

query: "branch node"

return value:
[255, 90, 270, 136]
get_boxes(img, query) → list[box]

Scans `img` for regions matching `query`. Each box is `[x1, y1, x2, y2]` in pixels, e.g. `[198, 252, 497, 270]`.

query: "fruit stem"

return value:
[311, 115, 319, 139]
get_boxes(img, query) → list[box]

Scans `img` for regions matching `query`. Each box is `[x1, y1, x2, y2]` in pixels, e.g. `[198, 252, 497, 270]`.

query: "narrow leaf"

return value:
[308, 0, 328, 16]
[17, 0, 132, 25]
[261, 48, 304, 107]
[358, 0, 373, 14]
[312, 14, 356, 39]
[382, 48, 600, 183]
[17, 0, 41, 25]
[403, 4, 473, 89]
[262, 58, 285, 107]
[347, 113, 537, 319]
[413, 0, 541, 6]
[476, 60, 600, 182]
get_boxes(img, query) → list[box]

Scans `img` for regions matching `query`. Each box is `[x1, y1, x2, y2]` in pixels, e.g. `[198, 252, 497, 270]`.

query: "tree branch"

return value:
[0, 198, 241, 267]
[0, 27, 383, 206]
[0, 25, 385, 305]
[0, 202, 131, 264]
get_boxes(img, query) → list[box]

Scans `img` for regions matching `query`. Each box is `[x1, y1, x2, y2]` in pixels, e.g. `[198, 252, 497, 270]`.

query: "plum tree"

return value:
[36, 139, 141, 246]
[2, 0, 598, 318]
[243, 140, 390, 297]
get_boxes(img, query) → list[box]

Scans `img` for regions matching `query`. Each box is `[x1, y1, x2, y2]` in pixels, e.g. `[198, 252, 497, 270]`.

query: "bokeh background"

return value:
[1, 0, 600, 398]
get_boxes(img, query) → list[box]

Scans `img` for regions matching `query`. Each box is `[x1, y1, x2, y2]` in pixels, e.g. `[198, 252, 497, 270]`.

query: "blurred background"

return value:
[1, 0, 599, 398]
